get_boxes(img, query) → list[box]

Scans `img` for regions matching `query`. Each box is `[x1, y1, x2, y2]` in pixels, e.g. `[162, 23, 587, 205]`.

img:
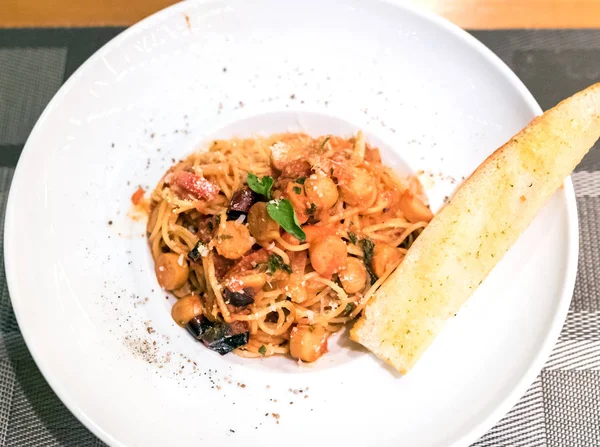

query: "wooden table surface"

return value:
[3, 0, 600, 29]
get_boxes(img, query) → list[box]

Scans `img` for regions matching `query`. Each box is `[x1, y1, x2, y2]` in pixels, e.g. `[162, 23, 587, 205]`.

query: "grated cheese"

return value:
[270, 141, 289, 160]
[198, 243, 209, 257]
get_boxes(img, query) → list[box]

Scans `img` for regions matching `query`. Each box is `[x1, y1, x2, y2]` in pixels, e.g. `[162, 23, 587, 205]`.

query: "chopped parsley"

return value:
[266, 253, 292, 275]
[321, 136, 330, 148]
[295, 177, 306, 185]
[247, 173, 274, 199]
[293, 186, 302, 194]
[345, 303, 355, 315]
[360, 237, 378, 285]
[306, 203, 317, 215]
[258, 345, 267, 355]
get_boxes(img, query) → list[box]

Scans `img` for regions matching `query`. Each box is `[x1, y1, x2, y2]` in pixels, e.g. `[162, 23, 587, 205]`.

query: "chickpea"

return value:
[338, 167, 377, 207]
[304, 175, 339, 211]
[339, 257, 367, 294]
[227, 272, 267, 291]
[156, 252, 189, 290]
[372, 243, 403, 278]
[284, 182, 309, 224]
[171, 294, 203, 326]
[287, 273, 308, 303]
[302, 225, 337, 243]
[309, 235, 347, 279]
[172, 281, 192, 298]
[215, 220, 255, 260]
[399, 191, 434, 223]
[247, 202, 280, 243]
[289, 319, 329, 362]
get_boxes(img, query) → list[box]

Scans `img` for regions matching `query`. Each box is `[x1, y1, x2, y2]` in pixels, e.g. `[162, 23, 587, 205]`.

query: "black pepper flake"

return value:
[111, 143, 115, 148]
[108, 220, 113, 225]
[223, 67, 227, 72]
[290, 94, 296, 99]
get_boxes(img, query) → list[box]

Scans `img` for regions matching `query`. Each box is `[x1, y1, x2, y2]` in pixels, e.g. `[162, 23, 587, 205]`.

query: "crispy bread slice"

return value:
[350, 83, 600, 374]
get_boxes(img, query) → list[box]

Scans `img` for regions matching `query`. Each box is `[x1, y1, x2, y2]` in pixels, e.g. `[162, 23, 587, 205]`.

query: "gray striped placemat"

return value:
[0, 29, 599, 446]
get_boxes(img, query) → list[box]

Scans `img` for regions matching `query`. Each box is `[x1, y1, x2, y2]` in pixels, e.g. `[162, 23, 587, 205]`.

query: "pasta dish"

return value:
[147, 132, 433, 362]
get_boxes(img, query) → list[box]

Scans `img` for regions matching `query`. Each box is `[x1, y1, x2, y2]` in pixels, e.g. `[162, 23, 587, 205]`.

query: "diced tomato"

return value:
[172, 171, 219, 200]
[226, 249, 270, 277]
[212, 253, 234, 281]
[131, 186, 145, 205]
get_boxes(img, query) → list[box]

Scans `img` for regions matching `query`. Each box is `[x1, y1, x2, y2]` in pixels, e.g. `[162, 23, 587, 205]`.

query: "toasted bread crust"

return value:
[351, 84, 600, 374]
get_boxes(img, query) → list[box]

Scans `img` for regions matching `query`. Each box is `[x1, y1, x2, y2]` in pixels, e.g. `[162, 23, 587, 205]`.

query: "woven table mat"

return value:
[0, 28, 599, 446]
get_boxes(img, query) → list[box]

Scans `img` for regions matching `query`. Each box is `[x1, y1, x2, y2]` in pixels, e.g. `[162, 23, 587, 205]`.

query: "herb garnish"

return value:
[306, 203, 317, 215]
[266, 253, 292, 275]
[247, 173, 274, 199]
[217, 235, 233, 240]
[295, 177, 306, 185]
[321, 136, 330, 148]
[360, 237, 378, 285]
[293, 186, 302, 194]
[347, 232, 358, 245]
[258, 345, 267, 355]
[266, 199, 306, 241]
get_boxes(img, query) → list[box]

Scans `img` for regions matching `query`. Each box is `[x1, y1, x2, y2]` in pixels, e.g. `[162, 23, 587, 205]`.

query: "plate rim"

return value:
[3, 1, 579, 446]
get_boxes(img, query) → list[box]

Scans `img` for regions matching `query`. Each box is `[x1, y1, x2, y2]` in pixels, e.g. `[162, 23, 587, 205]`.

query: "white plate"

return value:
[4, 1, 577, 446]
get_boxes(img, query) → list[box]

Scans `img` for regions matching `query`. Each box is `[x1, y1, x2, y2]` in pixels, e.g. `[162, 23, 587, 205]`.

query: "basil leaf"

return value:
[360, 237, 378, 285]
[266, 199, 306, 241]
[247, 173, 274, 199]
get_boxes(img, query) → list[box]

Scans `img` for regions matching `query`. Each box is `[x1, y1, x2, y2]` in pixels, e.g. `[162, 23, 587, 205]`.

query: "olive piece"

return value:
[223, 287, 255, 307]
[200, 321, 250, 355]
[186, 314, 212, 339]
[227, 186, 258, 219]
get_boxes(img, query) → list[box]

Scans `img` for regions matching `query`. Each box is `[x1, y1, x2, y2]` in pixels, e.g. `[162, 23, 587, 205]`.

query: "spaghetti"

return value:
[147, 132, 433, 362]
